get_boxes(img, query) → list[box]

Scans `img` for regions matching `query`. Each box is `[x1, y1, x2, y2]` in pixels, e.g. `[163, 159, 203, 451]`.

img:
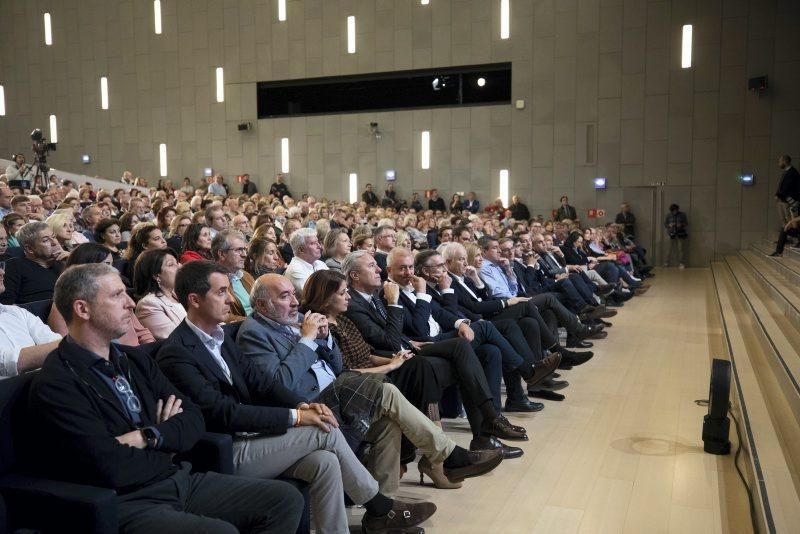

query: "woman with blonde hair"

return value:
[46, 209, 88, 252]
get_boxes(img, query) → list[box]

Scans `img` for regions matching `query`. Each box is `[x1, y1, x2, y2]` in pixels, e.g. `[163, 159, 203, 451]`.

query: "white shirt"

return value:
[0, 304, 61, 378]
[185, 318, 232, 384]
[284, 256, 328, 294]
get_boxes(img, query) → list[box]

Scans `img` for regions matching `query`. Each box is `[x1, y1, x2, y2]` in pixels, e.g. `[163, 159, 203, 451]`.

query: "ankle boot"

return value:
[417, 456, 462, 489]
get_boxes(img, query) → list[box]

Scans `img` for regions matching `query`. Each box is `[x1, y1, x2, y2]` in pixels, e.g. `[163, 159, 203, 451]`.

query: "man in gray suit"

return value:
[237, 273, 502, 494]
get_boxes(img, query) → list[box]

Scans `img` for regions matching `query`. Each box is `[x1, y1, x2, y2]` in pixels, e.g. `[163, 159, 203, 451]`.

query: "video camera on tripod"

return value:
[29, 128, 57, 186]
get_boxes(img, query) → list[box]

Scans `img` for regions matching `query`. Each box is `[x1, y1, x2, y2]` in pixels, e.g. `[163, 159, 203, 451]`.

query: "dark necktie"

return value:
[279, 325, 300, 343]
[370, 298, 388, 322]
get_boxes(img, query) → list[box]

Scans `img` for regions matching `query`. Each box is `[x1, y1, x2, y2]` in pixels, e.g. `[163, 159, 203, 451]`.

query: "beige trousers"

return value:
[365, 382, 456, 494]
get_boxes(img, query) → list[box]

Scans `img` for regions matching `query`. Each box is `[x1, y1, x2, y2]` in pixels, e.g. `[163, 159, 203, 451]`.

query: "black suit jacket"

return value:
[777, 166, 800, 201]
[28, 339, 205, 494]
[375, 251, 389, 282]
[428, 197, 446, 212]
[396, 287, 463, 341]
[449, 274, 504, 321]
[157, 320, 306, 437]
[344, 288, 409, 353]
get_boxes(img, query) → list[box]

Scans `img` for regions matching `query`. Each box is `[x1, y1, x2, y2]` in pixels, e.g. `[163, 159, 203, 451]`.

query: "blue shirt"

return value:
[479, 260, 518, 299]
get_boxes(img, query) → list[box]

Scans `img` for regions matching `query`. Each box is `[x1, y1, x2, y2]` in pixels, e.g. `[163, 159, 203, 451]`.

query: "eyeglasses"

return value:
[227, 247, 247, 255]
[112, 375, 142, 414]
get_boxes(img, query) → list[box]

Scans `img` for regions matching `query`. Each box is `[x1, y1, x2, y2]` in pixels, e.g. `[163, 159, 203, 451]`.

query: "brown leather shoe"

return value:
[523, 353, 561, 388]
[634, 287, 649, 296]
[362, 500, 437, 533]
[443, 448, 503, 483]
[481, 415, 528, 441]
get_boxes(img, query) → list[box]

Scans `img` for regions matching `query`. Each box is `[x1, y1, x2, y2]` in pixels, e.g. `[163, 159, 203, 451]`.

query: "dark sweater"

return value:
[28, 338, 205, 494]
[0, 257, 63, 304]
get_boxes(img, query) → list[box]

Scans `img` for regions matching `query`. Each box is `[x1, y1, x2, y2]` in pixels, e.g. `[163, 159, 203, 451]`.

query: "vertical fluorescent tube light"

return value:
[499, 169, 509, 208]
[0, 86, 5, 116]
[154, 0, 163, 35]
[100, 76, 109, 110]
[159, 143, 168, 177]
[281, 137, 290, 173]
[349, 173, 358, 203]
[215, 67, 224, 102]
[347, 16, 356, 54]
[278, 0, 287, 21]
[44, 13, 53, 45]
[681, 24, 692, 68]
[500, 0, 510, 39]
[421, 131, 430, 170]
[49, 115, 58, 143]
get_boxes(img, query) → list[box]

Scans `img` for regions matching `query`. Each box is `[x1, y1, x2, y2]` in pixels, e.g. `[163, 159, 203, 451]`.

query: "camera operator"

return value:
[6, 154, 31, 189]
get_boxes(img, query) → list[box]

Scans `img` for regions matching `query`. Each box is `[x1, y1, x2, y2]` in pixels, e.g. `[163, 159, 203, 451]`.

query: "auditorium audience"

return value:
[0, 163, 668, 530]
[134, 248, 186, 339]
[156, 260, 439, 532]
[29, 263, 305, 533]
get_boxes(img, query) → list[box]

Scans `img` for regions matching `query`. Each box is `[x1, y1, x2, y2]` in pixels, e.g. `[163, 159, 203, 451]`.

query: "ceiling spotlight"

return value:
[432, 77, 440, 91]
[81, 154, 91, 164]
[477, 77, 486, 87]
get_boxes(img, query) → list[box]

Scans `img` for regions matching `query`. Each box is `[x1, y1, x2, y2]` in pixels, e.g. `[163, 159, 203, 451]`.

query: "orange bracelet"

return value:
[294, 409, 302, 427]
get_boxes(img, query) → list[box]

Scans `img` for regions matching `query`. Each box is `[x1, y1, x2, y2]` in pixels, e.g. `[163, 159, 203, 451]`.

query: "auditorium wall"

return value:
[0, 0, 798, 265]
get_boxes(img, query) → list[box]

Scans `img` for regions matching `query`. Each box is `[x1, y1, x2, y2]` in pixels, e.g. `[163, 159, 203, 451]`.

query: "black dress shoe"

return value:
[470, 435, 524, 459]
[558, 361, 573, 370]
[599, 319, 613, 327]
[523, 353, 561, 388]
[504, 398, 544, 412]
[552, 372, 561, 378]
[560, 349, 594, 366]
[566, 338, 594, 349]
[528, 389, 566, 401]
[586, 330, 608, 340]
[538, 377, 569, 390]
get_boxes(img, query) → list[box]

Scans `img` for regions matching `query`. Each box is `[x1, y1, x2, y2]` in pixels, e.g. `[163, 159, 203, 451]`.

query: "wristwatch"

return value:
[141, 426, 160, 449]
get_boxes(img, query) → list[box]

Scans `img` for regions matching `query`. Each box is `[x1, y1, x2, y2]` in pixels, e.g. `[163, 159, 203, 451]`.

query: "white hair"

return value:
[290, 227, 318, 254]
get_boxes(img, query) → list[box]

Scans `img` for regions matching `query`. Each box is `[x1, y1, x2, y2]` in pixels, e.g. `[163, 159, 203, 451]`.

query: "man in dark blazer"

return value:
[462, 191, 480, 214]
[28, 263, 304, 533]
[157, 261, 435, 533]
[555, 195, 577, 221]
[342, 250, 530, 458]
[776, 154, 800, 224]
[427, 189, 446, 212]
[373, 225, 395, 282]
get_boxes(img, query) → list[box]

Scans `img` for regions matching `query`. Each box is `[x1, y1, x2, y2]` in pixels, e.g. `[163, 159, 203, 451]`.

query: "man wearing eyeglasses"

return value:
[211, 230, 254, 322]
[27, 263, 304, 533]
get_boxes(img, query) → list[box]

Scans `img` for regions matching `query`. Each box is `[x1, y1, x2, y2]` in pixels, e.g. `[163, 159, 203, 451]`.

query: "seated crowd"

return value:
[0, 171, 653, 533]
